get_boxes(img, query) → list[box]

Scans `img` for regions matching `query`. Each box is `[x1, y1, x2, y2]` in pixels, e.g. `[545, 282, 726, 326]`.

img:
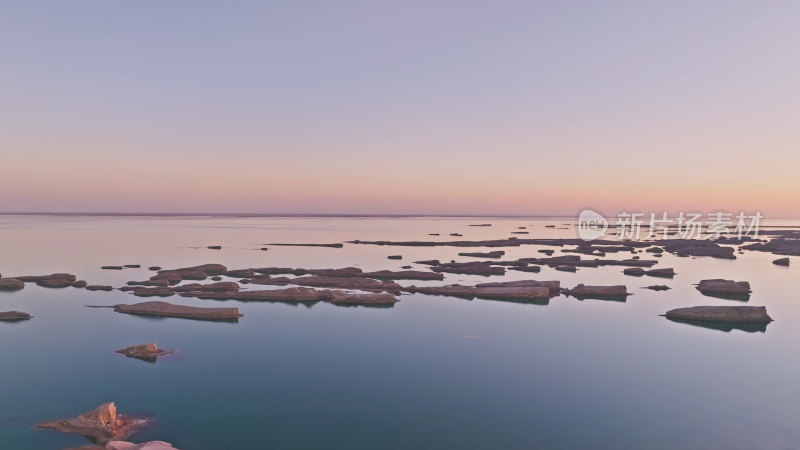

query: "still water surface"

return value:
[0, 215, 798, 449]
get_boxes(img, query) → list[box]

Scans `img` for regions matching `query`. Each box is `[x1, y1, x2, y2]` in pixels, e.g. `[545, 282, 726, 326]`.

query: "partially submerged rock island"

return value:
[37, 402, 150, 445]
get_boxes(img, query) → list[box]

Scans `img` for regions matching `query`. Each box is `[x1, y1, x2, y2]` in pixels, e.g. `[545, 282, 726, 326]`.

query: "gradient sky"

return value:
[1, 1, 798, 216]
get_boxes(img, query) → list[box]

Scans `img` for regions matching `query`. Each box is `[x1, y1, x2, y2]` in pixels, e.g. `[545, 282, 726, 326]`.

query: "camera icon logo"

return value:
[578, 209, 608, 241]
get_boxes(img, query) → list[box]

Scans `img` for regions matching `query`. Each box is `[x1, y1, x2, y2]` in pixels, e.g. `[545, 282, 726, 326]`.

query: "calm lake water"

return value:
[1, 215, 799, 449]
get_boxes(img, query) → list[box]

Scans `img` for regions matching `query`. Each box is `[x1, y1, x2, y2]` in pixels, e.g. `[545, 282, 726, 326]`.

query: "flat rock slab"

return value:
[567, 284, 629, 298]
[107, 441, 178, 450]
[268, 243, 344, 248]
[458, 251, 505, 258]
[86, 285, 114, 291]
[186, 287, 328, 302]
[329, 290, 398, 305]
[0, 311, 32, 321]
[696, 279, 751, 295]
[476, 280, 561, 294]
[664, 306, 772, 323]
[113, 301, 242, 320]
[173, 282, 239, 292]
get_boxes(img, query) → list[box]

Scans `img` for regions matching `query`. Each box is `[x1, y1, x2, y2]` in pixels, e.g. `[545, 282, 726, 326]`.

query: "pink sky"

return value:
[1, 1, 798, 216]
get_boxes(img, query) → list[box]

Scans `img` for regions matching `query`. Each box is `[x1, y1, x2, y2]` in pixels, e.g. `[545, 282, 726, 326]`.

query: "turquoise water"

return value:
[1, 216, 799, 449]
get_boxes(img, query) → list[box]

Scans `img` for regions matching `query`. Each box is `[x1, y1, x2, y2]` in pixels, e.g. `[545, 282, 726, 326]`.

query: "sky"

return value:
[1, 1, 798, 216]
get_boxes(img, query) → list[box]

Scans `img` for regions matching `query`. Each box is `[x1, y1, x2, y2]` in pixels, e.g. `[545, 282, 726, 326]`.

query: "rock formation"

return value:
[37, 402, 149, 444]
[113, 301, 242, 320]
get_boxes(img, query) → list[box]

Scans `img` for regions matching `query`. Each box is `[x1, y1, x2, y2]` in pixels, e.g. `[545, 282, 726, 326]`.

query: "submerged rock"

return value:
[107, 441, 178, 450]
[656, 239, 736, 259]
[187, 287, 329, 302]
[566, 284, 629, 299]
[432, 262, 505, 275]
[37, 277, 78, 288]
[113, 301, 242, 320]
[696, 279, 751, 295]
[115, 343, 174, 362]
[268, 242, 344, 248]
[664, 306, 772, 323]
[329, 290, 398, 306]
[224, 269, 257, 278]
[475, 280, 561, 294]
[0, 278, 24, 291]
[101, 266, 124, 270]
[149, 271, 183, 283]
[171, 282, 238, 293]
[166, 264, 227, 276]
[623, 267, 646, 276]
[645, 268, 675, 278]
[0, 311, 32, 321]
[86, 285, 114, 291]
[458, 251, 505, 258]
[130, 288, 175, 298]
[472, 286, 550, 300]
[645, 285, 671, 291]
[773, 257, 790, 266]
[207, 245, 222, 250]
[37, 402, 150, 445]
[362, 270, 443, 280]
[15, 273, 76, 283]
[414, 260, 441, 266]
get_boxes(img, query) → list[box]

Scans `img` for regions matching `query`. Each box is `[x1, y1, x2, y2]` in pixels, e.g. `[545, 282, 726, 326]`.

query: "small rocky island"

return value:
[37, 402, 150, 445]
[115, 343, 175, 363]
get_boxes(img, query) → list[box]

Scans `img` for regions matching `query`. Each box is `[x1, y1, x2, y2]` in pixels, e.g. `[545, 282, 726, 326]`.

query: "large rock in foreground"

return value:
[0, 311, 32, 321]
[113, 301, 242, 320]
[664, 306, 772, 323]
[37, 402, 149, 445]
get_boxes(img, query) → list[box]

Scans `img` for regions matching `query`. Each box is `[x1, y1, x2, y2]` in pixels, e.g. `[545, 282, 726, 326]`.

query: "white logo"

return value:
[578, 209, 608, 241]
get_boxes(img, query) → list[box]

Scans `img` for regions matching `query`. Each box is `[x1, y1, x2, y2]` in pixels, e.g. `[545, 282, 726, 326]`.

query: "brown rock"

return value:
[329, 290, 398, 305]
[773, 257, 790, 266]
[113, 301, 242, 320]
[362, 270, 444, 280]
[224, 269, 257, 278]
[458, 251, 505, 258]
[0, 311, 32, 320]
[173, 282, 239, 292]
[432, 262, 505, 275]
[115, 343, 174, 362]
[665, 306, 772, 323]
[37, 402, 150, 445]
[476, 280, 561, 294]
[0, 278, 24, 291]
[567, 284, 629, 298]
[86, 285, 114, 291]
[186, 287, 328, 302]
[696, 279, 751, 295]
